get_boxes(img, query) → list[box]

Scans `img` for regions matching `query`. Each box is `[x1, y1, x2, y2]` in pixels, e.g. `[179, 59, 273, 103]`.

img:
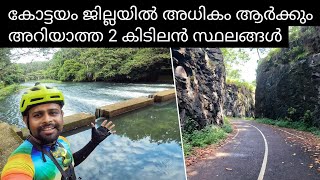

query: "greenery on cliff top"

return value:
[263, 26, 320, 64]
[226, 78, 255, 92]
[221, 48, 256, 93]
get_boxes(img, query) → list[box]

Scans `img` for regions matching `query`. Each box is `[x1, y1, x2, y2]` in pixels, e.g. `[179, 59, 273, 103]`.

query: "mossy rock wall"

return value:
[255, 54, 320, 126]
[224, 84, 255, 118]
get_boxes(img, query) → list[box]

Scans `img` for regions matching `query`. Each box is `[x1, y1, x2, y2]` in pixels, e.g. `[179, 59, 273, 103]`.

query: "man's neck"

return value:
[30, 135, 56, 146]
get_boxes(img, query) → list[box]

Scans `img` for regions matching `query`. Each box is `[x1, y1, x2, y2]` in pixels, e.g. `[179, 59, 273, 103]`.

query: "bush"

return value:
[285, 107, 297, 121]
[256, 118, 320, 137]
[302, 110, 313, 127]
[189, 126, 226, 147]
[182, 118, 233, 156]
[183, 116, 198, 134]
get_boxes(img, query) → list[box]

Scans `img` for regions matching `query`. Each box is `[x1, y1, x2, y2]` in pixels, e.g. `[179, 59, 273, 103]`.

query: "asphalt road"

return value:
[186, 119, 320, 180]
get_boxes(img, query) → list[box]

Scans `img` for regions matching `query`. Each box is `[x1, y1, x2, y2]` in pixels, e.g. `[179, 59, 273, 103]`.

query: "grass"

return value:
[256, 118, 320, 137]
[182, 118, 233, 156]
[227, 116, 255, 121]
[226, 78, 255, 92]
[0, 84, 26, 101]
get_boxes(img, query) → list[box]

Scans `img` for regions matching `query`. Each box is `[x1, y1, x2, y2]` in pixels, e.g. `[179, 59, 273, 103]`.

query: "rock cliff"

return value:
[224, 84, 255, 118]
[172, 48, 226, 130]
[255, 55, 320, 126]
[255, 27, 320, 126]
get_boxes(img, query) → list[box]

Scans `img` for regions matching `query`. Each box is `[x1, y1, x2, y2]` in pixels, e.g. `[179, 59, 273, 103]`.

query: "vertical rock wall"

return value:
[255, 55, 320, 126]
[172, 48, 226, 130]
[224, 84, 255, 118]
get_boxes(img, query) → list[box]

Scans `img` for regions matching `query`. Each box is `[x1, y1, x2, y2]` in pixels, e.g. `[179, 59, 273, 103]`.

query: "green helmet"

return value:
[20, 83, 64, 115]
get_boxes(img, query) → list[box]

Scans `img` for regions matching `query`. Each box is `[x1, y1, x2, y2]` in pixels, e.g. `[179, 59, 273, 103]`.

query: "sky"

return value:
[15, 56, 48, 64]
[227, 48, 269, 83]
[239, 52, 260, 82]
[12, 48, 59, 64]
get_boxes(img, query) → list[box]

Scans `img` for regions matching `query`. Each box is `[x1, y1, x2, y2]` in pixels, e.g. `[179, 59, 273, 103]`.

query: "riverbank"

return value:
[0, 84, 26, 101]
[0, 80, 63, 101]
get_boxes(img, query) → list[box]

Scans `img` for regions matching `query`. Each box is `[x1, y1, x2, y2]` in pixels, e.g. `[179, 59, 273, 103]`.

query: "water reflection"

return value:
[107, 100, 181, 144]
[66, 101, 185, 180]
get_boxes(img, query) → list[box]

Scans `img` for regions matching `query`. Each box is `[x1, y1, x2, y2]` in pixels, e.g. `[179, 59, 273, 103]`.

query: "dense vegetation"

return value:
[262, 26, 320, 65]
[255, 26, 320, 128]
[256, 118, 320, 137]
[221, 48, 258, 93]
[182, 117, 233, 156]
[0, 48, 171, 86]
[0, 48, 172, 99]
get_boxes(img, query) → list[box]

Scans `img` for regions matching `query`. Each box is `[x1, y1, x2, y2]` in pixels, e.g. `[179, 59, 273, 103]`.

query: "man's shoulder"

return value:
[58, 136, 69, 143]
[10, 140, 33, 156]
[1, 140, 35, 179]
[58, 136, 71, 147]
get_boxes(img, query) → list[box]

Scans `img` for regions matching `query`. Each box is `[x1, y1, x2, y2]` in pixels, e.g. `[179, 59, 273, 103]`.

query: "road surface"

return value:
[186, 119, 320, 180]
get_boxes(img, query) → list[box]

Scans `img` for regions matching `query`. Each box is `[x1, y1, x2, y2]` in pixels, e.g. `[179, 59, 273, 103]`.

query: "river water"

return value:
[0, 81, 175, 127]
[0, 81, 186, 180]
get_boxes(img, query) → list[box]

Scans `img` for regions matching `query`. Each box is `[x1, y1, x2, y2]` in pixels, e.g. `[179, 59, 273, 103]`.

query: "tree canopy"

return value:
[0, 48, 172, 86]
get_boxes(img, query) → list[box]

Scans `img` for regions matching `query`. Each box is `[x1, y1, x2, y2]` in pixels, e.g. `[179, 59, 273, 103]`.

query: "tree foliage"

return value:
[0, 48, 172, 85]
[263, 26, 320, 64]
[0, 48, 14, 86]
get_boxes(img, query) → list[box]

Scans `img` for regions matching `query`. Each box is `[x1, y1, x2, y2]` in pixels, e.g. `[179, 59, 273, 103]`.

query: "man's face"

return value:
[23, 103, 64, 144]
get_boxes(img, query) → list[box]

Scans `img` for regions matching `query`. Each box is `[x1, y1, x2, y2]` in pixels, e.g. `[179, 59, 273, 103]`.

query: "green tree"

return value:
[58, 59, 86, 81]
[221, 48, 250, 81]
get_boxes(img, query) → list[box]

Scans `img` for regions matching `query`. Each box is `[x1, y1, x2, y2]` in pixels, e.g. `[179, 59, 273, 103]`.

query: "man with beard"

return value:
[1, 83, 116, 180]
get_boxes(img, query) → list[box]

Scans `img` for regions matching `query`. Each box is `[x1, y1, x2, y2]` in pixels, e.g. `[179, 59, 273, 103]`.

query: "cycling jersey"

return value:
[1, 136, 75, 180]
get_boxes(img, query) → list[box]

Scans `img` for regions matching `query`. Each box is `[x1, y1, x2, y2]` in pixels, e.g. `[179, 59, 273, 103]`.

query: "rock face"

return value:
[172, 48, 226, 130]
[255, 55, 320, 126]
[224, 84, 255, 118]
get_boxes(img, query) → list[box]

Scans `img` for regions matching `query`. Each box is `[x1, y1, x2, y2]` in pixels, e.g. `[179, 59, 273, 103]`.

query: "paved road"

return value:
[187, 119, 320, 180]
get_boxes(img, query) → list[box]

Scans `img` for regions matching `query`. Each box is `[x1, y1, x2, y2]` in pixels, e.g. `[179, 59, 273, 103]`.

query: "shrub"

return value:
[302, 110, 313, 127]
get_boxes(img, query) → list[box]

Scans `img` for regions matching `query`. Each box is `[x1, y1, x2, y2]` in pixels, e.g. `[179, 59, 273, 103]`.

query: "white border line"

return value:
[232, 123, 240, 140]
[221, 121, 240, 147]
[248, 124, 269, 180]
[169, 48, 188, 180]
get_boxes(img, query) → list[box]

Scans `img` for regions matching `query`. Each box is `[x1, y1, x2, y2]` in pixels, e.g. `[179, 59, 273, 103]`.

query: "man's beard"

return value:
[35, 123, 62, 145]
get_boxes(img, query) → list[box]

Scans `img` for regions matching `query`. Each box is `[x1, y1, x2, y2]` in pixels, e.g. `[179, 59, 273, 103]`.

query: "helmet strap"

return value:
[26, 114, 32, 136]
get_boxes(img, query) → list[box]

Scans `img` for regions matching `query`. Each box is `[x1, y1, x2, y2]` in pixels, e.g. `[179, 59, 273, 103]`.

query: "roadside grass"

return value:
[182, 117, 233, 156]
[243, 117, 255, 121]
[0, 84, 26, 101]
[226, 116, 255, 121]
[256, 118, 320, 137]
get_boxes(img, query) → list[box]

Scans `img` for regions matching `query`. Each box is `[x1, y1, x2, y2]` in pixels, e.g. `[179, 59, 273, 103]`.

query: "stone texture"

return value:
[0, 122, 23, 172]
[153, 89, 176, 102]
[224, 84, 255, 118]
[96, 97, 154, 118]
[63, 112, 96, 132]
[255, 54, 320, 126]
[172, 48, 226, 130]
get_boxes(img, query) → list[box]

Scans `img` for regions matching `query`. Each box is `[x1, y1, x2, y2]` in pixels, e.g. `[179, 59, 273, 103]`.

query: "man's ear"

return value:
[61, 110, 64, 117]
[22, 115, 28, 126]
